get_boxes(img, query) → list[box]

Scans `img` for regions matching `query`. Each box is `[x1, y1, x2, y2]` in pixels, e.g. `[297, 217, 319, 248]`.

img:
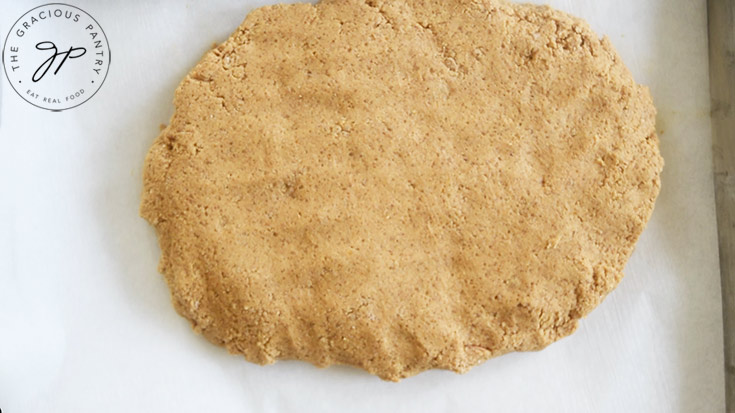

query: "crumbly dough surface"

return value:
[141, 0, 663, 381]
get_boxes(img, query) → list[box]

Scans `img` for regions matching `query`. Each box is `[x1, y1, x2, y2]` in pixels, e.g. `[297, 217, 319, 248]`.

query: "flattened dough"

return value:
[141, 0, 663, 381]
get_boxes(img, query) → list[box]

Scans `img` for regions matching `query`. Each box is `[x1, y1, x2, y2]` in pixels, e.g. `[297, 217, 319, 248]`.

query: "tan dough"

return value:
[141, 0, 663, 381]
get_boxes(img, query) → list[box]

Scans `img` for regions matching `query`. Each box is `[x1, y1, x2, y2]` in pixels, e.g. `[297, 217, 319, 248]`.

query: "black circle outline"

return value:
[2, 3, 112, 112]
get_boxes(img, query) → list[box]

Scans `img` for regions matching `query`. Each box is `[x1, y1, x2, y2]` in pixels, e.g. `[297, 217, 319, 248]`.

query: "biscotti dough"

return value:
[141, 0, 663, 381]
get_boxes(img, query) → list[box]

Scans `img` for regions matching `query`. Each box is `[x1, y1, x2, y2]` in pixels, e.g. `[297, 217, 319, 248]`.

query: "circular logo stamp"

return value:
[2, 3, 110, 111]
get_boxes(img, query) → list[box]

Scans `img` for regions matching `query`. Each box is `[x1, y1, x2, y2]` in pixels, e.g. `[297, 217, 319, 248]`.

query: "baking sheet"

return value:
[0, 0, 724, 411]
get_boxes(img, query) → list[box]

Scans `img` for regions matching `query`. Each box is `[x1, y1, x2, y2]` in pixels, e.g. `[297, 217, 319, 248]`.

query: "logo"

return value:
[2, 3, 110, 111]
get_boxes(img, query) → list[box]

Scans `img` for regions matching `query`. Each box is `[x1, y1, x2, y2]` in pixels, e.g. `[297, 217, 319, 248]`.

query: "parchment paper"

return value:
[0, 0, 725, 411]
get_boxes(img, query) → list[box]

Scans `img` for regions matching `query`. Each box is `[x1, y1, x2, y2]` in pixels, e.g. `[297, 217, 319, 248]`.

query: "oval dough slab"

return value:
[141, 0, 663, 381]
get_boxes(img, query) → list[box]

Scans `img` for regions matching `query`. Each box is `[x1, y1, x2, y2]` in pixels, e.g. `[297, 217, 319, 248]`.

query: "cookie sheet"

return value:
[0, 0, 724, 411]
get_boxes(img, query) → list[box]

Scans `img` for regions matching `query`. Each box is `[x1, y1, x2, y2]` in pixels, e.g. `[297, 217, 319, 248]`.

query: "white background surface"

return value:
[0, 0, 725, 411]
